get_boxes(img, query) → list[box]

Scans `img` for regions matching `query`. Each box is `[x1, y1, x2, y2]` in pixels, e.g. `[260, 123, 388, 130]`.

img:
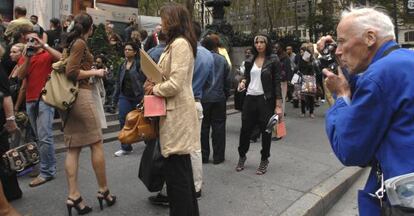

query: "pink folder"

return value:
[144, 95, 166, 117]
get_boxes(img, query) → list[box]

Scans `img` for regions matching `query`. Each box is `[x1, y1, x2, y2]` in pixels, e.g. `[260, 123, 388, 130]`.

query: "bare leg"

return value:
[0, 182, 21, 216]
[65, 147, 87, 208]
[90, 141, 108, 192]
[90, 141, 115, 204]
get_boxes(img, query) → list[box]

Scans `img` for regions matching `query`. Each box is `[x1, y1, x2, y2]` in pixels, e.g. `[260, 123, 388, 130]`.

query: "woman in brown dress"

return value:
[64, 12, 116, 216]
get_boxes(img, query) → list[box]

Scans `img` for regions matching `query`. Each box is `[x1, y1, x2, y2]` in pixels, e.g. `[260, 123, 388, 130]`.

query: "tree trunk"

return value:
[251, 0, 259, 34]
[186, 0, 194, 17]
[264, 0, 274, 33]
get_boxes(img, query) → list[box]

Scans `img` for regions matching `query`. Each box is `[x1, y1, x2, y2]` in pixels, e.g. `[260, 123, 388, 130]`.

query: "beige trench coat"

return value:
[153, 37, 200, 158]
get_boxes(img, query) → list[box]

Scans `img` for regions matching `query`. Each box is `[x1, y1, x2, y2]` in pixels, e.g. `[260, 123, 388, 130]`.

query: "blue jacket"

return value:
[193, 45, 214, 100]
[202, 51, 231, 103]
[113, 58, 146, 102]
[325, 41, 414, 215]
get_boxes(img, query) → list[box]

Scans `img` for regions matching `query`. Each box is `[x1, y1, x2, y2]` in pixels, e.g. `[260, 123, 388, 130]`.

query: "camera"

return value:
[319, 43, 338, 74]
[26, 37, 36, 57]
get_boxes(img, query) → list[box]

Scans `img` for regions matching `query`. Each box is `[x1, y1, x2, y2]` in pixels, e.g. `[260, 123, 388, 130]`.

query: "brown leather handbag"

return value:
[118, 104, 158, 144]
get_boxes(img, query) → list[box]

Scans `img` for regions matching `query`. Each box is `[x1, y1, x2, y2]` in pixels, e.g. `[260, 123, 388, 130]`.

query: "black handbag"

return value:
[138, 139, 165, 192]
[234, 90, 246, 111]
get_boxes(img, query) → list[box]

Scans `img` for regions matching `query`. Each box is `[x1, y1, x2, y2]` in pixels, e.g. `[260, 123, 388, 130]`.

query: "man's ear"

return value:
[365, 30, 377, 47]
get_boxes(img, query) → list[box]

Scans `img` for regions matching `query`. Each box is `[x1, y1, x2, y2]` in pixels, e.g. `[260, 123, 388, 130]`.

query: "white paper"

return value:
[291, 73, 300, 85]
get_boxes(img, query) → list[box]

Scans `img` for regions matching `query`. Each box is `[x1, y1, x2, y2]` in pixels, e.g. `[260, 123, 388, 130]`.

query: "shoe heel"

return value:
[97, 197, 103, 210]
[67, 204, 73, 216]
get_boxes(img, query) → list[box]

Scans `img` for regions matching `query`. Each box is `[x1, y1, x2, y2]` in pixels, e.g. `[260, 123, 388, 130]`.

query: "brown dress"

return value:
[64, 39, 102, 148]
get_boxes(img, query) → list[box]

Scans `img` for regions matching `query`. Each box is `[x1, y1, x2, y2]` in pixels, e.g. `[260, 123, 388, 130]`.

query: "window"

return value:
[405, 31, 414, 42]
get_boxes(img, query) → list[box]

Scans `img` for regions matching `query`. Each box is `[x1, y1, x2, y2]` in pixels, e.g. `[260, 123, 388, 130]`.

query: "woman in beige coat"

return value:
[148, 3, 199, 216]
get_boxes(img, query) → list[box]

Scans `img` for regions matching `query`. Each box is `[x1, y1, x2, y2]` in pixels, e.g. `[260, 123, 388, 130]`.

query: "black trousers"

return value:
[201, 101, 226, 162]
[301, 95, 315, 114]
[238, 95, 274, 161]
[164, 154, 199, 216]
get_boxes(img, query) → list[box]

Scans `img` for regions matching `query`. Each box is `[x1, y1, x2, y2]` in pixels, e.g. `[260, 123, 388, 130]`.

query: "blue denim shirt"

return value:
[202, 52, 231, 103]
[325, 41, 414, 215]
[148, 43, 166, 63]
[193, 45, 214, 100]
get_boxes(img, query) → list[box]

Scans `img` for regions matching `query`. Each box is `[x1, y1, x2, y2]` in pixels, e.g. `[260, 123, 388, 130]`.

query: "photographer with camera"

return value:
[320, 7, 414, 216]
[15, 30, 61, 187]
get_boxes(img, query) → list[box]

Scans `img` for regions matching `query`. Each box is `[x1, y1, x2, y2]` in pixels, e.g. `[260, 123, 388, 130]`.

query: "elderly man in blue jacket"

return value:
[320, 7, 414, 215]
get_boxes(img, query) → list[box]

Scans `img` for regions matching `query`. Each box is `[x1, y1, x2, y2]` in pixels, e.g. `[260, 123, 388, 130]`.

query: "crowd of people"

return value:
[0, 3, 413, 216]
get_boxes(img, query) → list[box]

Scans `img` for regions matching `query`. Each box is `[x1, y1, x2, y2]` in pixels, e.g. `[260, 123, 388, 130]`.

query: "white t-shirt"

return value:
[247, 63, 264, 96]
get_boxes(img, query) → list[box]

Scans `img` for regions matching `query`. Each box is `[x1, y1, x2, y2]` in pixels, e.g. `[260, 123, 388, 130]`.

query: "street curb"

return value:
[280, 166, 363, 216]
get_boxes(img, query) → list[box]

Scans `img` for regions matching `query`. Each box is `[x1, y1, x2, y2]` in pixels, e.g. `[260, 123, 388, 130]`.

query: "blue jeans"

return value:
[118, 94, 140, 151]
[26, 101, 56, 178]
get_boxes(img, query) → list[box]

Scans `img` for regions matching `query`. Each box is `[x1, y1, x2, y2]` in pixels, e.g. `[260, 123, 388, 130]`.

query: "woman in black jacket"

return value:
[236, 34, 283, 175]
[113, 42, 146, 156]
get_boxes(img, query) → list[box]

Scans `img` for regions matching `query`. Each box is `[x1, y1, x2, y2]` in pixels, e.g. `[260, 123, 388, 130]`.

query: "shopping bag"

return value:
[143, 95, 166, 117]
[275, 122, 287, 138]
[138, 139, 165, 192]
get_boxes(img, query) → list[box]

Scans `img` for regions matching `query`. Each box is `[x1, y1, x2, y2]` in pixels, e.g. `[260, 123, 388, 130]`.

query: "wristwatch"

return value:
[6, 116, 15, 121]
[43, 43, 49, 49]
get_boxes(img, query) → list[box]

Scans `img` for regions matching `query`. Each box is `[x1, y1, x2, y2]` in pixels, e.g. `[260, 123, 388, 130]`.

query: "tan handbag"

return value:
[118, 105, 158, 144]
[41, 44, 79, 111]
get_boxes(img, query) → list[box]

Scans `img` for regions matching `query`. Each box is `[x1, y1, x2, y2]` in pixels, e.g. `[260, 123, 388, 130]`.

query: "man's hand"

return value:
[4, 120, 17, 133]
[317, 35, 335, 53]
[30, 35, 45, 49]
[322, 67, 351, 98]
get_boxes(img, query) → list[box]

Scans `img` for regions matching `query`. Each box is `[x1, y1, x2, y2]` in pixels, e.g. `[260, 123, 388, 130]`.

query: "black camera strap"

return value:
[381, 44, 401, 58]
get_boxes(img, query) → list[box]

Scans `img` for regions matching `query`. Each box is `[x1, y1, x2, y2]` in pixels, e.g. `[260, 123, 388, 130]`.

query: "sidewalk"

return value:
[326, 168, 370, 216]
[11, 103, 361, 216]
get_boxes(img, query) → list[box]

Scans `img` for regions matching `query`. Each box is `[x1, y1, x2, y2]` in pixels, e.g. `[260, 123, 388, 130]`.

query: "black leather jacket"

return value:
[113, 58, 146, 103]
[244, 54, 282, 100]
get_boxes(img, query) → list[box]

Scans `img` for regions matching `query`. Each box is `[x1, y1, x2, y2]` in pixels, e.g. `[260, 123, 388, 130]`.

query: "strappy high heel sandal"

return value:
[66, 196, 92, 216]
[235, 156, 247, 172]
[97, 190, 117, 210]
[256, 160, 269, 175]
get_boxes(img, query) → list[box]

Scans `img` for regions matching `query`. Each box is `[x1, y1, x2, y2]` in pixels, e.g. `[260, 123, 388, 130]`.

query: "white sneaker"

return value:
[114, 149, 132, 157]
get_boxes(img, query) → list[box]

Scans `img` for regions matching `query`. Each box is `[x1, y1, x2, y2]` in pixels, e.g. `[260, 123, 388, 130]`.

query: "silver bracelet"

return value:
[6, 116, 15, 121]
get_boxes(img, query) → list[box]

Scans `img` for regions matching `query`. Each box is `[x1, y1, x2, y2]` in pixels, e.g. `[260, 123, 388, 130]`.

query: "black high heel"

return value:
[97, 190, 117, 210]
[66, 196, 92, 216]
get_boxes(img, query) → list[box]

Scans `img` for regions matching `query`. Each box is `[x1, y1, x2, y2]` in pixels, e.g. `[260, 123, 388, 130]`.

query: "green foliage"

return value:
[88, 23, 124, 79]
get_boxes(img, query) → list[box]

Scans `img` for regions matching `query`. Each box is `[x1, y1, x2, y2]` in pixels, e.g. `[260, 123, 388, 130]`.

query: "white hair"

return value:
[341, 7, 395, 40]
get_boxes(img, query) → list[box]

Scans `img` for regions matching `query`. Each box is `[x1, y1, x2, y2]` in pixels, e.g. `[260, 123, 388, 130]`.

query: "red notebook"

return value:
[275, 121, 287, 138]
[144, 95, 166, 117]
